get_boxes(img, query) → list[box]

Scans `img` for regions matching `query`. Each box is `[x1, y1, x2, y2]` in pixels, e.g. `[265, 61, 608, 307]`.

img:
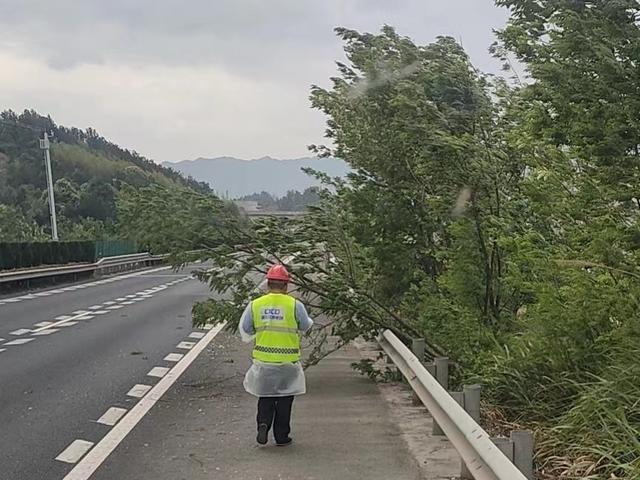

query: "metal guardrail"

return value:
[0, 253, 165, 284]
[378, 329, 530, 480]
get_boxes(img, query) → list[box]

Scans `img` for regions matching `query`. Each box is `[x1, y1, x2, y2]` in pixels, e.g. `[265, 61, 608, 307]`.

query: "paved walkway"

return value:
[93, 330, 457, 480]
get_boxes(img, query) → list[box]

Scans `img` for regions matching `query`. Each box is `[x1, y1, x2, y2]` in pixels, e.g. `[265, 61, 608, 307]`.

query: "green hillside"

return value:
[0, 109, 211, 241]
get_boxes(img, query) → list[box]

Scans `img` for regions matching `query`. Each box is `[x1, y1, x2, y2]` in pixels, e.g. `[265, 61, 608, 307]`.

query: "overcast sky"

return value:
[0, 1, 510, 163]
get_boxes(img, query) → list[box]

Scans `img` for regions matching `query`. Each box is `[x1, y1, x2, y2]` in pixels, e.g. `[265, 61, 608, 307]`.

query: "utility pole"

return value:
[39, 131, 59, 241]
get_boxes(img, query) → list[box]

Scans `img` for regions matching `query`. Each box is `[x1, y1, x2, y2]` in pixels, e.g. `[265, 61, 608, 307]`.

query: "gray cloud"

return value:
[0, 1, 510, 162]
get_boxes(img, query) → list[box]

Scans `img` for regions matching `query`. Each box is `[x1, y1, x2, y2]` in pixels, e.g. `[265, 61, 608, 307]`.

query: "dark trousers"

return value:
[257, 396, 294, 442]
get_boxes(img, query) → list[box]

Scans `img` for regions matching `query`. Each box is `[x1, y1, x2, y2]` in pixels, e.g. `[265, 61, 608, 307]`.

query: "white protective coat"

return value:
[238, 315, 307, 397]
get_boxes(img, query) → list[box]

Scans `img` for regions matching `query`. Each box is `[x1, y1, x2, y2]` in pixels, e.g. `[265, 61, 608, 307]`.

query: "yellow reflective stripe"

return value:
[255, 326, 298, 334]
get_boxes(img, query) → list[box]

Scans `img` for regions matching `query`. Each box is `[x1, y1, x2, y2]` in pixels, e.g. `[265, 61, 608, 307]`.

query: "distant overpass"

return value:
[244, 210, 306, 219]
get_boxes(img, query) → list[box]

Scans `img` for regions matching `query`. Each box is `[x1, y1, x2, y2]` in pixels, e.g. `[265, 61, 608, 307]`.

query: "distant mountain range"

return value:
[163, 156, 349, 198]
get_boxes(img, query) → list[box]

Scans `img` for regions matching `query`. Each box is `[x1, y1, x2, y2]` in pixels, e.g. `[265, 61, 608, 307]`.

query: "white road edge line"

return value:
[62, 322, 225, 480]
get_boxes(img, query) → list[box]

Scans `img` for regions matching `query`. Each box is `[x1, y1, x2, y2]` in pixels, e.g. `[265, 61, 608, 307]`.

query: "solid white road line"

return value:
[33, 321, 54, 328]
[32, 310, 96, 333]
[0, 348, 5, 353]
[55, 440, 94, 464]
[62, 323, 225, 480]
[55, 315, 72, 321]
[96, 407, 128, 426]
[58, 321, 79, 327]
[163, 353, 183, 362]
[127, 384, 152, 398]
[147, 366, 170, 378]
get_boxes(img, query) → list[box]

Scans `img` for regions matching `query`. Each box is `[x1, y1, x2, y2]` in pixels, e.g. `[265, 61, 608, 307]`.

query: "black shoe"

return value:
[256, 424, 268, 445]
[276, 437, 293, 447]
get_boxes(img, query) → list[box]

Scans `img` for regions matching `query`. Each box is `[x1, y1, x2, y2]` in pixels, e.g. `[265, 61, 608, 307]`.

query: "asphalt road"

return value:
[0, 266, 212, 480]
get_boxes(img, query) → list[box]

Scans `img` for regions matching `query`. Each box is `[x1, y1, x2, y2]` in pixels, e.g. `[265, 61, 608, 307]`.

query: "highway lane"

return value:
[0, 266, 177, 335]
[0, 266, 214, 480]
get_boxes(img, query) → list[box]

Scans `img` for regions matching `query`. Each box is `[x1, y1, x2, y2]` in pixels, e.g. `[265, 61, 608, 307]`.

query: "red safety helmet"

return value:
[266, 264, 290, 282]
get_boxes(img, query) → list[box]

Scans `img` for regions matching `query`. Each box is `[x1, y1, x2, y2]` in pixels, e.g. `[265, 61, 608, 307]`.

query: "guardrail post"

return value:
[463, 384, 482, 423]
[411, 339, 426, 405]
[450, 391, 463, 406]
[511, 430, 534, 480]
[450, 388, 466, 475]
[435, 356, 449, 390]
[459, 383, 483, 477]
[463, 437, 514, 479]
[425, 362, 436, 377]
[432, 356, 449, 435]
[492, 437, 514, 461]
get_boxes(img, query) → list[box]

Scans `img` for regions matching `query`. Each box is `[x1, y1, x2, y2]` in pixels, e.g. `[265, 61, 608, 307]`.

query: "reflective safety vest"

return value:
[251, 293, 300, 363]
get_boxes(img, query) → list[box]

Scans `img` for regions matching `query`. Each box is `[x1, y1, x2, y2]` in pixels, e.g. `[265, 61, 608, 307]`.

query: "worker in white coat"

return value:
[239, 264, 313, 446]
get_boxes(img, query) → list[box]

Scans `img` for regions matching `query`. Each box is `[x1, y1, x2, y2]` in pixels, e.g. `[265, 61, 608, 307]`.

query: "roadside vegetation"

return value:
[137, 2, 639, 478]
[4, 1, 639, 477]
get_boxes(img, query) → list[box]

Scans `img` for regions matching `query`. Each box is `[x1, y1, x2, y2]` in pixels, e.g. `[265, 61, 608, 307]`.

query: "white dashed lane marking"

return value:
[96, 407, 128, 427]
[164, 353, 183, 362]
[4, 338, 35, 346]
[56, 440, 94, 464]
[127, 384, 152, 398]
[188, 332, 205, 339]
[33, 329, 59, 336]
[176, 341, 195, 350]
[10, 328, 32, 336]
[106, 305, 123, 310]
[147, 367, 170, 378]
[0, 265, 173, 308]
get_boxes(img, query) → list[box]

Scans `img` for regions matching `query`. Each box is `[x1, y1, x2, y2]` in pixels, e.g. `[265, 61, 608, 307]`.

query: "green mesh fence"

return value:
[0, 239, 140, 270]
[94, 240, 138, 259]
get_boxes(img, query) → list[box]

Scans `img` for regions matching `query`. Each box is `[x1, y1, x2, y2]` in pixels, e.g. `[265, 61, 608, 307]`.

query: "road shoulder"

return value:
[92, 330, 449, 480]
